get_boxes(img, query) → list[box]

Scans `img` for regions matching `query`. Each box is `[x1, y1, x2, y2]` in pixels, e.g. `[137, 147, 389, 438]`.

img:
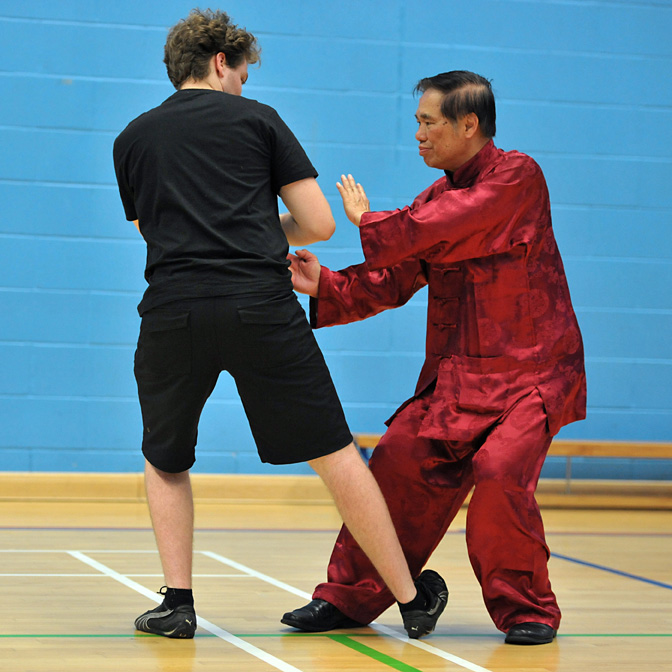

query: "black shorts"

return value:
[134, 293, 353, 473]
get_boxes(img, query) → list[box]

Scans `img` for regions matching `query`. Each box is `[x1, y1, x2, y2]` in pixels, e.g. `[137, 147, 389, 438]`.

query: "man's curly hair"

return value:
[164, 9, 260, 89]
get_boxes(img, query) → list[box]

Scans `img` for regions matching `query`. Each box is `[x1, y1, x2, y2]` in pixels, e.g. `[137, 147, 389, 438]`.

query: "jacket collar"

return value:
[444, 139, 497, 188]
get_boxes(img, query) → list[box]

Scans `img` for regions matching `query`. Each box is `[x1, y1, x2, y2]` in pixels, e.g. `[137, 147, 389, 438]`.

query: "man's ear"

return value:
[463, 112, 480, 138]
[214, 52, 227, 77]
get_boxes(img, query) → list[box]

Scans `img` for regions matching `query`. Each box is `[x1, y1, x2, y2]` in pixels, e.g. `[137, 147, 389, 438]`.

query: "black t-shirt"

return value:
[113, 89, 317, 314]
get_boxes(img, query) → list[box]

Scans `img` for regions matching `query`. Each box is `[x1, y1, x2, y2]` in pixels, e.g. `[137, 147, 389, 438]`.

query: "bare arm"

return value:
[279, 178, 336, 245]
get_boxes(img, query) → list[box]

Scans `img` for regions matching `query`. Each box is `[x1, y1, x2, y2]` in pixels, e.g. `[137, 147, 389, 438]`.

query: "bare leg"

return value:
[309, 443, 416, 604]
[144, 459, 194, 589]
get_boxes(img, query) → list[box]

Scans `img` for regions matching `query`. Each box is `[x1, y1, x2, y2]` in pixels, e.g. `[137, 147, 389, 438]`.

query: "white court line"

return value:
[68, 551, 304, 672]
[369, 623, 493, 672]
[79, 550, 162, 553]
[200, 551, 314, 599]
[201, 550, 493, 672]
[125, 574, 251, 578]
[0, 572, 245, 578]
[0, 573, 107, 577]
[0, 549, 70, 552]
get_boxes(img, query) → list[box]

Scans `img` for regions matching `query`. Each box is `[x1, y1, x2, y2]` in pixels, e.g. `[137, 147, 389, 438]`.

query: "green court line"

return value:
[328, 634, 423, 672]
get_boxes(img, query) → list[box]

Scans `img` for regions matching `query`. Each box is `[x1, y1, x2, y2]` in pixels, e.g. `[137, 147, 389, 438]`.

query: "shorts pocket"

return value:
[135, 310, 191, 378]
[236, 295, 314, 370]
[237, 294, 296, 325]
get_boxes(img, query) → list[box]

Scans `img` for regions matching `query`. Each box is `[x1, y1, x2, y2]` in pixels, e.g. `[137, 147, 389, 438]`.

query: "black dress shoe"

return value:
[505, 622, 557, 645]
[281, 599, 365, 632]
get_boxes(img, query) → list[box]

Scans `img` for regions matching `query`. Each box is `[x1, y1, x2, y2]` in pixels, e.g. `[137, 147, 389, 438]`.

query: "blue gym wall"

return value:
[0, 0, 670, 478]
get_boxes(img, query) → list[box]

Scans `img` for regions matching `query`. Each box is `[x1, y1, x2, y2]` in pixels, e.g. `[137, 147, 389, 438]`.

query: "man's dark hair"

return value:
[414, 71, 496, 138]
[164, 9, 260, 89]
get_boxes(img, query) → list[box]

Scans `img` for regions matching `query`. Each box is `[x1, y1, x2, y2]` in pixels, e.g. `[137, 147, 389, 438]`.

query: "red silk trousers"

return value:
[313, 388, 561, 632]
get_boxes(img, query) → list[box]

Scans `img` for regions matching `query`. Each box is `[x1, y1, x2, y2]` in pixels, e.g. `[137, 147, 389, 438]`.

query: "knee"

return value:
[368, 444, 417, 486]
[145, 459, 190, 481]
[309, 442, 373, 486]
[308, 441, 356, 468]
[472, 445, 532, 491]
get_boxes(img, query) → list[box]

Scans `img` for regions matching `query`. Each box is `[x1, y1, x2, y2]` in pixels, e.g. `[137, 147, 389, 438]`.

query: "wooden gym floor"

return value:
[1, 475, 671, 672]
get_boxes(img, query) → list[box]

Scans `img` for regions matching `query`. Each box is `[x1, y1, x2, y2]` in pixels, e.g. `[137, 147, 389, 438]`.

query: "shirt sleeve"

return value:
[112, 134, 138, 222]
[311, 259, 428, 328]
[359, 155, 547, 269]
[266, 107, 318, 193]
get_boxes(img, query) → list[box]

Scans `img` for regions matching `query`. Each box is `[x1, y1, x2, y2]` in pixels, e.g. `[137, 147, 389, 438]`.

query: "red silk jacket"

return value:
[312, 141, 586, 441]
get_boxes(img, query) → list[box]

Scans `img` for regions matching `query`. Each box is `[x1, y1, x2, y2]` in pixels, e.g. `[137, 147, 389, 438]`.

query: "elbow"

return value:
[307, 215, 335, 243]
[319, 217, 336, 241]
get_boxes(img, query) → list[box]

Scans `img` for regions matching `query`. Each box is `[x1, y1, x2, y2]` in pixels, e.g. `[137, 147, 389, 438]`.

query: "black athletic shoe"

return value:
[400, 569, 449, 639]
[134, 601, 197, 639]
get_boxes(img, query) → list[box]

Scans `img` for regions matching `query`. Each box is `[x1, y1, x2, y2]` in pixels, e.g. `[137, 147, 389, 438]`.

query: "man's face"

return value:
[415, 89, 472, 172]
[220, 60, 249, 96]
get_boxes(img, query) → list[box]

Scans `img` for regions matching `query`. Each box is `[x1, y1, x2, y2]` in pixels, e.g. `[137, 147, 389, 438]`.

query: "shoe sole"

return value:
[505, 633, 556, 645]
[281, 613, 364, 632]
[138, 624, 196, 638]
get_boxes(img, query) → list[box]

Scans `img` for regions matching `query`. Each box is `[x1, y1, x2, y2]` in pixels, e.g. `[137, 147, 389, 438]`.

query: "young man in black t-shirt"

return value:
[113, 9, 447, 641]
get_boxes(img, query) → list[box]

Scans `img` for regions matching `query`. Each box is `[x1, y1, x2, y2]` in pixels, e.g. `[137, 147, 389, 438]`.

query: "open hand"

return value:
[336, 174, 370, 227]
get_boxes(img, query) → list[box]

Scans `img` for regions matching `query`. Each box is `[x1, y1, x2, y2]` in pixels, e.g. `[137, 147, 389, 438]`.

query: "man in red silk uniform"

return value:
[282, 71, 586, 645]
